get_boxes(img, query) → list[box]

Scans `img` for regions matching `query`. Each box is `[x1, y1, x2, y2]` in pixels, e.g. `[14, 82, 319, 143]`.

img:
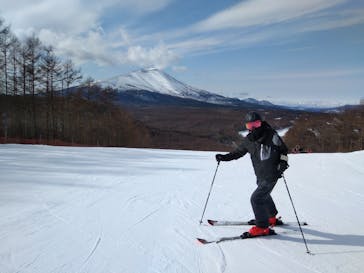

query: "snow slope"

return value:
[0, 144, 364, 273]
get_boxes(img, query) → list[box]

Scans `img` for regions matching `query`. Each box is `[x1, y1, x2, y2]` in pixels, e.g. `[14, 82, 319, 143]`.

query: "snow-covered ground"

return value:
[0, 144, 363, 273]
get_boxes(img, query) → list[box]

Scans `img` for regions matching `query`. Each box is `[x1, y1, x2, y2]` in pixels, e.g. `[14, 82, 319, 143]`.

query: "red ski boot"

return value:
[269, 217, 277, 226]
[248, 226, 272, 236]
[269, 216, 284, 227]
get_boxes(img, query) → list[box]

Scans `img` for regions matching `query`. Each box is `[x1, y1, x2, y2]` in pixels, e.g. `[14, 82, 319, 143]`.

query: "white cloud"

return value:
[125, 44, 179, 69]
[1, 0, 99, 36]
[0, 0, 177, 68]
[35, 23, 180, 69]
[169, 36, 222, 54]
[1, 0, 362, 73]
[35, 27, 116, 66]
[297, 8, 364, 32]
[133, 0, 362, 62]
[1, 0, 174, 36]
[164, 0, 364, 59]
[194, 0, 346, 32]
[112, 0, 173, 15]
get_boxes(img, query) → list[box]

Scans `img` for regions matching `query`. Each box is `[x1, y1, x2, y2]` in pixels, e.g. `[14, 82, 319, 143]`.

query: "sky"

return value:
[1, 0, 364, 106]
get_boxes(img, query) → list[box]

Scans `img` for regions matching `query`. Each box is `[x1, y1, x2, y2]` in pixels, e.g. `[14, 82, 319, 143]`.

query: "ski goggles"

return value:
[245, 120, 262, 131]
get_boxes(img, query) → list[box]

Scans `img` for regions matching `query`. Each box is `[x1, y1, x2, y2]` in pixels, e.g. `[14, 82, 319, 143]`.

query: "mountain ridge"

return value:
[96, 68, 358, 112]
[98, 68, 275, 108]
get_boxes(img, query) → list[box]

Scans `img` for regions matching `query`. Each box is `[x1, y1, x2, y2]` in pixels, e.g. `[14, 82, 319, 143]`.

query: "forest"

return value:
[284, 106, 364, 153]
[0, 17, 150, 147]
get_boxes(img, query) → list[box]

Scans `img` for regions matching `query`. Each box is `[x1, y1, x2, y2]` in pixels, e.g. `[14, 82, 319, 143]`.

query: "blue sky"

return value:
[1, 0, 364, 106]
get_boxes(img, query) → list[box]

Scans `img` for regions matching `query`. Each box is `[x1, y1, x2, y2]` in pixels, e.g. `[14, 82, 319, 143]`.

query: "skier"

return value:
[215, 112, 289, 237]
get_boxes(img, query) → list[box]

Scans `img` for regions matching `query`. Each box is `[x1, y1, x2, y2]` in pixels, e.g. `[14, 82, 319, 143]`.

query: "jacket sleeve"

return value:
[219, 141, 249, 161]
[272, 134, 287, 153]
[272, 133, 289, 164]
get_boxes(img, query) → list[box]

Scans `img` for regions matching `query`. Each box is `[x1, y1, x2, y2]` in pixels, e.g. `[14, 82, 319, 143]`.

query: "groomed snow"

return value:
[0, 144, 363, 273]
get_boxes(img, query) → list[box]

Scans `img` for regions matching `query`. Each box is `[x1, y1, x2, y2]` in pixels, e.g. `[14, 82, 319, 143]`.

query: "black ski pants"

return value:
[250, 178, 278, 228]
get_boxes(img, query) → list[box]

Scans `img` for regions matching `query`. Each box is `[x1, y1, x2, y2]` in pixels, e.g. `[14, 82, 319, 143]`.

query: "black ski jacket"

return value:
[219, 121, 288, 181]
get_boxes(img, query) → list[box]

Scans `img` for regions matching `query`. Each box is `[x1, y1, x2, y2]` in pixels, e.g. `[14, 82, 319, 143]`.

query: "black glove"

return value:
[277, 160, 289, 177]
[215, 154, 225, 162]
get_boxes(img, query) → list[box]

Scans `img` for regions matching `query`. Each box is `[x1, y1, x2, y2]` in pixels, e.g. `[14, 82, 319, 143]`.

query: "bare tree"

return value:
[22, 35, 43, 138]
[0, 21, 12, 95]
[24, 35, 42, 96]
[0, 18, 4, 94]
[62, 59, 82, 91]
[39, 45, 63, 140]
[9, 36, 21, 95]
[59, 59, 82, 138]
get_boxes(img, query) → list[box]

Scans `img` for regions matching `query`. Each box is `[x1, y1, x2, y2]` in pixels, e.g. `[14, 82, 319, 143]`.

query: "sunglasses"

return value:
[245, 120, 262, 131]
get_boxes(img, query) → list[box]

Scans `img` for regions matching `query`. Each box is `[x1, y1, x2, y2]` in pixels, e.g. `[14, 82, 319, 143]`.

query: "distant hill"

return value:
[284, 105, 364, 153]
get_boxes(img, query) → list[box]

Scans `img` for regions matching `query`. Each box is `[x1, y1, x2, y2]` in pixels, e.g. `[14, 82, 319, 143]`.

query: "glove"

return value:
[277, 155, 289, 177]
[277, 160, 289, 174]
[215, 154, 225, 162]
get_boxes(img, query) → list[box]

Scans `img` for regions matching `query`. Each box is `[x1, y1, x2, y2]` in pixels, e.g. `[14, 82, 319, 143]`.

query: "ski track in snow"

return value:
[1, 145, 364, 273]
[82, 237, 102, 267]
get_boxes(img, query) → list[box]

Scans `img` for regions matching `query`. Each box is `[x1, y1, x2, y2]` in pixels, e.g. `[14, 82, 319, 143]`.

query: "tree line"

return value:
[0, 18, 82, 97]
[284, 106, 364, 153]
[0, 17, 150, 147]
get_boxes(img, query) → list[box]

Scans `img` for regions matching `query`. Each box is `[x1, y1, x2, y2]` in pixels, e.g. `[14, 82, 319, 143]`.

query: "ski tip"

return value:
[277, 220, 308, 226]
[207, 219, 217, 226]
[196, 238, 208, 244]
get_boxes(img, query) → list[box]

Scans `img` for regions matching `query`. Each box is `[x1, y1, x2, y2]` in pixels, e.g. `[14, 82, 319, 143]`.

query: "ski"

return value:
[207, 219, 254, 226]
[197, 235, 244, 244]
[207, 219, 308, 226]
[197, 230, 277, 245]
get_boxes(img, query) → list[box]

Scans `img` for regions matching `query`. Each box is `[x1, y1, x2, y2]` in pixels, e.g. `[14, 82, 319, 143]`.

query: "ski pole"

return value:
[199, 161, 220, 224]
[282, 175, 311, 254]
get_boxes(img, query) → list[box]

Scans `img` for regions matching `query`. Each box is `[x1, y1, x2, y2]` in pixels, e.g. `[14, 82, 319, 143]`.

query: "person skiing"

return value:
[215, 111, 289, 237]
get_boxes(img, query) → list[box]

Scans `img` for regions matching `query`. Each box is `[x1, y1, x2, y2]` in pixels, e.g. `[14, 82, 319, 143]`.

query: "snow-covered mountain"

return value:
[99, 68, 226, 104]
[97, 68, 356, 111]
[99, 68, 274, 107]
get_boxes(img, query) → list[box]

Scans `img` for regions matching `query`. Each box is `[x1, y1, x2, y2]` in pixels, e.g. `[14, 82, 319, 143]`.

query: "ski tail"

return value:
[207, 219, 254, 226]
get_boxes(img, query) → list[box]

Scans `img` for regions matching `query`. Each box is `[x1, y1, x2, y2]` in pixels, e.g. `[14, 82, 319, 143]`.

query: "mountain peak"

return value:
[99, 69, 276, 107]
[100, 68, 223, 101]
